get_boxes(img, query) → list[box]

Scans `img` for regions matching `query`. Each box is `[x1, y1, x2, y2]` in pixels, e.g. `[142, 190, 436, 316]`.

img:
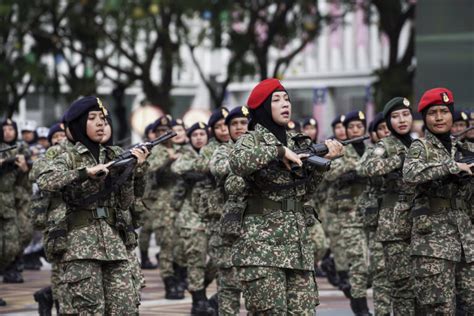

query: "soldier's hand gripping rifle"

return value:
[292, 135, 369, 172]
[96, 130, 177, 177]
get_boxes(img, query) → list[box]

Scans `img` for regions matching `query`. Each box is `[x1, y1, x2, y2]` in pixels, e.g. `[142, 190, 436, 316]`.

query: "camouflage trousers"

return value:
[158, 213, 177, 279]
[175, 227, 208, 292]
[63, 259, 139, 315]
[218, 266, 241, 315]
[138, 212, 162, 253]
[413, 256, 474, 315]
[239, 266, 318, 315]
[128, 249, 146, 294]
[0, 217, 21, 269]
[326, 212, 349, 271]
[18, 203, 34, 250]
[342, 225, 369, 298]
[308, 222, 328, 263]
[382, 240, 417, 316]
[367, 232, 391, 315]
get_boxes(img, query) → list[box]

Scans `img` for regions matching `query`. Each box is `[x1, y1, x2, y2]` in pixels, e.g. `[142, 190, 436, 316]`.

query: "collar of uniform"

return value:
[255, 123, 283, 146]
[74, 142, 107, 162]
[425, 129, 455, 156]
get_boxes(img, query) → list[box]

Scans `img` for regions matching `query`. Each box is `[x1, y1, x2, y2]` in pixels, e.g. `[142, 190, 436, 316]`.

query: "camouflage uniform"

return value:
[229, 124, 321, 314]
[325, 144, 369, 299]
[171, 144, 210, 293]
[37, 142, 142, 315]
[403, 130, 474, 315]
[210, 140, 242, 315]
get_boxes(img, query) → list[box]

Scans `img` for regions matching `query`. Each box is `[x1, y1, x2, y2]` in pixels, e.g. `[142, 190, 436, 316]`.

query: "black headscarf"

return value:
[422, 105, 453, 153]
[69, 104, 102, 162]
[1, 119, 18, 146]
[352, 141, 366, 157]
[249, 92, 288, 146]
[386, 104, 413, 149]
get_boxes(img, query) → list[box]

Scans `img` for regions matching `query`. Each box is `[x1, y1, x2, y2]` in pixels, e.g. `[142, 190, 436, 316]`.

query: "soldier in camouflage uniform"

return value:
[0, 119, 31, 287]
[357, 111, 393, 316]
[229, 79, 343, 314]
[37, 96, 149, 314]
[171, 122, 215, 315]
[210, 106, 249, 315]
[146, 115, 186, 299]
[325, 110, 372, 315]
[403, 88, 474, 315]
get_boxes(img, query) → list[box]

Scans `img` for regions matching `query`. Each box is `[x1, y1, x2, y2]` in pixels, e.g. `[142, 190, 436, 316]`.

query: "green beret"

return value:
[382, 97, 411, 118]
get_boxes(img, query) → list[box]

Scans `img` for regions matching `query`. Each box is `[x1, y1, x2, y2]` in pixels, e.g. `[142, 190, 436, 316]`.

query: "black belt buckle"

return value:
[282, 199, 296, 212]
[93, 207, 109, 219]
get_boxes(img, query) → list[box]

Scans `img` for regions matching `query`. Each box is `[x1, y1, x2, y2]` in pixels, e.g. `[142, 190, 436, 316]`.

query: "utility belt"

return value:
[246, 197, 303, 216]
[411, 197, 467, 217]
[380, 192, 399, 209]
[67, 207, 116, 230]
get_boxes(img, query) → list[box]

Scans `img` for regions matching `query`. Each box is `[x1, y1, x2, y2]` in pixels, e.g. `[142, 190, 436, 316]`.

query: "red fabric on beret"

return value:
[418, 87, 454, 113]
[247, 78, 285, 110]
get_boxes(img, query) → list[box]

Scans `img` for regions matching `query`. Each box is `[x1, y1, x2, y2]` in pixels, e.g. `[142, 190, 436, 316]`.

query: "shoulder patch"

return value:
[374, 147, 385, 157]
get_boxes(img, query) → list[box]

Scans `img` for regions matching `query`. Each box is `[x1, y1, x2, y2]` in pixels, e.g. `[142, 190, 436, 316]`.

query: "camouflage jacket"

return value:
[228, 124, 323, 270]
[0, 141, 31, 220]
[403, 130, 473, 262]
[37, 142, 137, 261]
[360, 135, 414, 241]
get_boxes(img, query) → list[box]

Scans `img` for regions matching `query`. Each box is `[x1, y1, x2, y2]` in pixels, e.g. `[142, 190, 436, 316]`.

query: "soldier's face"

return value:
[213, 119, 230, 143]
[376, 122, 390, 139]
[451, 121, 468, 136]
[425, 105, 452, 134]
[156, 127, 170, 137]
[390, 109, 412, 135]
[303, 125, 318, 142]
[271, 91, 291, 126]
[229, 117, 249, 141]
[347, 121, 365, 139]
[38, 138, 50, 149]
[172, 125, 187, 144]
[370, 131, 379, 143]
[3, 125, 16, 143]
[147, 130, 157, 141]
[191, 129, 208, 149]
[334, 123, 347, 141]
[100, 122, 112, 144]
[86, 110, 106, 143]
[21, 131, 35, 142]
[51, 131, 66, 146]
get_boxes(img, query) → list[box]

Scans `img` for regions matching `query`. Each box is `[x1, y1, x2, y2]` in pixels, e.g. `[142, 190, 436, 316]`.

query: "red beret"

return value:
[247, 78, 285, 110]
[418, 87, 454, 113]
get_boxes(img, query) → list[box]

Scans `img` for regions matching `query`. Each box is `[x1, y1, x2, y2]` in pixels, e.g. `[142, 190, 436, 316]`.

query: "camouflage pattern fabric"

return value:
[229, 124, 322, 314]
[367, 232, 391, 315]
[325, 144, 368, 299]
[403, 130, 474, 314]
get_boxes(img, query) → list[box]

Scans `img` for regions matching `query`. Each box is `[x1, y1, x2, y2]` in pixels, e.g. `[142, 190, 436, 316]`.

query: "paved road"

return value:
[0, 259, 372, 315]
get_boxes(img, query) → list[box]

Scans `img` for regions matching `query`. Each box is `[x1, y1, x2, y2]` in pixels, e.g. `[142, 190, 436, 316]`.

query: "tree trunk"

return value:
[111, 84, 128, 141]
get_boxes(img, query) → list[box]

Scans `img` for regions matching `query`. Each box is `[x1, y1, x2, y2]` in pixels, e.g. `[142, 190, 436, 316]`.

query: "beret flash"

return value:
[225, 106, 250, 125]
[208, 107, 229, 128]
[418, 87, 454, 113]
[302, 117, 318, 128]
[187, 121, 208, 137]
[383, 97, 411, 118]
[65, 96, 108, 123]
[331, 115, 345, 128]
[342, 110, 366, 128]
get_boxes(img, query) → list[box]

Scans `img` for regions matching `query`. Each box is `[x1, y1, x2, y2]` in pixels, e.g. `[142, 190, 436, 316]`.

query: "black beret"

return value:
[153, 115, 172, 130]
[382, 97, 411, 118]
[208, 107, 229, 128]
[65, 96, 108, 123]
[343, 110, 366, 128]
[302, 117, 318, 128]
[187, 122, 208, 137]
[452, 110, 469, 124]
[225, 106, 250, 125]
[171, 118, 185, 127]
[331, 115, 344, 128]
[144, 123, 155, 137]
[47, 123, 65, 144]
[368, 112, 384, 133]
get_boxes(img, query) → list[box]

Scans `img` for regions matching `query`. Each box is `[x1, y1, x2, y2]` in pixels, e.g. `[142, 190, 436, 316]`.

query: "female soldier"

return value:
[403, 88, 473, 315]
[229, 78, 343, 314]
[37, 96, 149, 315]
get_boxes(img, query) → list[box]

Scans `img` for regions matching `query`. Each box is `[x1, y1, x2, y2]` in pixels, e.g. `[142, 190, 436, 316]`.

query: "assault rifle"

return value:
[451, 126, 473, 139]
[292, 135, 369, 172]
[0, 144, 17, 153]
[96, 130, 176, 177]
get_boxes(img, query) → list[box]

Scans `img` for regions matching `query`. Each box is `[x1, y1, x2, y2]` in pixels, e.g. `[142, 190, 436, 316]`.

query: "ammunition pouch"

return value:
[44, 219, 68, 262]
[31, 191, 50, 230]
[393, 194, 413, 239]
[303, 205, 320, 227]
[219, 196, 246, 241]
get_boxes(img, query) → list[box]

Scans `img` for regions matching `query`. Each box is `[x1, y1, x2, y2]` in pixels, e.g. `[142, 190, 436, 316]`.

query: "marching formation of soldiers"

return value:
[0, 79, 473, 316]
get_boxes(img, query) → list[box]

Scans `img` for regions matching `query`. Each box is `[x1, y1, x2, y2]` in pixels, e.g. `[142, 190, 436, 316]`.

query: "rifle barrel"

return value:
[452, 126, 474, 138]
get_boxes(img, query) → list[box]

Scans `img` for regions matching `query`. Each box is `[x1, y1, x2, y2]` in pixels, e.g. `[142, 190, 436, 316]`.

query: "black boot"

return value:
[3, 259, 24, 283]
[191, 289, 215, 316]
[155, 252, 160, 266]
[163, 276, 184, 300]
[34, 286, 53, 316]
[314, 265, 326, 277]
[0, 298, 6, 306]
[321, 253, 340, 287]
[140, 251, 157, 269]
[173, 262, 188, 294]
[337, 271, 351, 299]
[350, 297, 372, 316]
